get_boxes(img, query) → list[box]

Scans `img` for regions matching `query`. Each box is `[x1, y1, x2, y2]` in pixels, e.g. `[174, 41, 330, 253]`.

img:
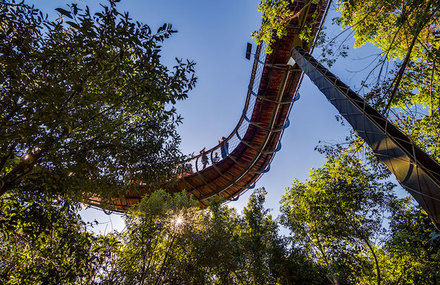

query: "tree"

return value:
[280, 146, 396, 285]
[100, 188, 331, 285]
[363, 61, 440, 164]
[383, 198, 440, 284]
[0, 185, 336, 284]
[336, 0, 440, 162]
[255, 0, 439, 107]
[101, 189, 206, 284]
[0, 0, 196, 201]
[252, 0, 327, 53]
[0, 189, 117, 285]
[105, 189, 276, 284]
[337, 0, 439, 106]
[237, 188, 284, 284]
[238, 188, 328, 285]
[184, 200, 243, 284]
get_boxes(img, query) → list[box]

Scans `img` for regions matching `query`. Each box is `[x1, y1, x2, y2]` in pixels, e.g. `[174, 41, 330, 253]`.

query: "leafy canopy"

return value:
[0, 190, 117, 285]
[252, 0, 326, 53]
[0, 0, 196, 200]
[281, 146, 396, 284]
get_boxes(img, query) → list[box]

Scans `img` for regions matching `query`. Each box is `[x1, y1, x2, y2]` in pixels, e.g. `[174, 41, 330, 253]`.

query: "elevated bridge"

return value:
[90, 0, 330, 211]
[90, 0, 440, 228]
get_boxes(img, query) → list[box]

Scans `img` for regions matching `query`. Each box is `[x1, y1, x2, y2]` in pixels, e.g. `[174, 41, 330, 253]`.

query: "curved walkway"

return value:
[90, 0, 330, 212]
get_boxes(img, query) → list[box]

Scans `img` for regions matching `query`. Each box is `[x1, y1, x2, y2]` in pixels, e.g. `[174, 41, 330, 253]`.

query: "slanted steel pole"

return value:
[290, 47, 440, 229]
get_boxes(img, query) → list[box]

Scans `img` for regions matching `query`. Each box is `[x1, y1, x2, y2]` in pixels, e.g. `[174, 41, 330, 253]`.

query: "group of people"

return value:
[200, 137, 229, 170]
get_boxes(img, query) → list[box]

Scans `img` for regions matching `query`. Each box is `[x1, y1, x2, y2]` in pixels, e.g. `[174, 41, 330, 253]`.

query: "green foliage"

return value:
[363, 62, 440, 164]
[252, 0, 326, 53]
[2, 186, 437, 284]
[240, 188, 277, 283]
[2, 1, 439, 284]
[239, 188, 328, 284]
[0, 191, 116, 285]
[281, 146, 396, 284]
[99, 188, 328, 284]
[335, 0, 440, 161]
[103, 189, 202, 284]
[0, 0, 196, 200]
[253, 0, 439, 158]
[280, 136, 440, 284]
[384, 198, 440, 283]
[336, 0, 439, 61]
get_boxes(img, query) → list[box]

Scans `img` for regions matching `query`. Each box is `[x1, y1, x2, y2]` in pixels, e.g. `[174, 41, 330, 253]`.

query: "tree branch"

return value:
[383, 0, 433, 114]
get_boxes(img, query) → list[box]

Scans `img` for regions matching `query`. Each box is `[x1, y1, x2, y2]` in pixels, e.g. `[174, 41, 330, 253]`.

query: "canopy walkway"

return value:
[90, 0, 440, 228]
[89, 0, 330, 211]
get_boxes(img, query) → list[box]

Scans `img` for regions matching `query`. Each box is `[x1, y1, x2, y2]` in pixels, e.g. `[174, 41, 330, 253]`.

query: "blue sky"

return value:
[27, 0, 393, 232]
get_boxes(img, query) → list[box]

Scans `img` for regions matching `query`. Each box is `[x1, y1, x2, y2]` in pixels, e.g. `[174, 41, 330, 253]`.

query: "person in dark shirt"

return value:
[201, 148, 209, 169]
[219, 137, 229, 159]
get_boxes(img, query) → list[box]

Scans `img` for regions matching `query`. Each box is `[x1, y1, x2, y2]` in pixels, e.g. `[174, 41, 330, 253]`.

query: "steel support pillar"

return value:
[291, 47, 440, 229]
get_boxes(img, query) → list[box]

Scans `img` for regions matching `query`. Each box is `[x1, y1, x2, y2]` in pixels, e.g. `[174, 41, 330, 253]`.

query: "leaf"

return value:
[66, 21, 79, 29]
[55, 8, 73, 19]
[71, 4, 79, 16]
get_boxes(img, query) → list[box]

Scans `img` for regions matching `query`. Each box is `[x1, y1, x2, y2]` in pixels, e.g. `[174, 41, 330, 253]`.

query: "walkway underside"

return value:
[89, 0, 330, 212]
[89, 1, 440, 229]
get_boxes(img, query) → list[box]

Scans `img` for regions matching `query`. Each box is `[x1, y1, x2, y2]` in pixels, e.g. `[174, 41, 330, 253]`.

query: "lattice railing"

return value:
[174, 43, 268, 178]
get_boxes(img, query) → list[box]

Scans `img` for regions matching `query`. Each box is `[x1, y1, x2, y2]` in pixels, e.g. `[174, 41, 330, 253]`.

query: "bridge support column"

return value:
[290, 47, 440, 229]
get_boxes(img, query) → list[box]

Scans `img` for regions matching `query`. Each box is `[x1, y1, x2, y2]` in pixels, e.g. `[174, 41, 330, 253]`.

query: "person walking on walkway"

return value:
[201, 148, 209, 169]
[220, 137, 229, 159]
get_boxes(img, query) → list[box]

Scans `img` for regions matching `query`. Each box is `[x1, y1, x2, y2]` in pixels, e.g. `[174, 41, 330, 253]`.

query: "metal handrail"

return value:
[174, 0, 331, 200]
[174, 43, 267, 177]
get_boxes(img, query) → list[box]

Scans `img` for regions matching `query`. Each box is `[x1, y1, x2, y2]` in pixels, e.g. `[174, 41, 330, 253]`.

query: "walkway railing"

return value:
[173, 0, 330, 202]
[88, 0, 331, 212]
[174, 44, 269, 178]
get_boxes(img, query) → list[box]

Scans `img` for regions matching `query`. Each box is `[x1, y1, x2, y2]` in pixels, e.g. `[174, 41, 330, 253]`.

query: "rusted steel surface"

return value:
[89, 0, 329, 212]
